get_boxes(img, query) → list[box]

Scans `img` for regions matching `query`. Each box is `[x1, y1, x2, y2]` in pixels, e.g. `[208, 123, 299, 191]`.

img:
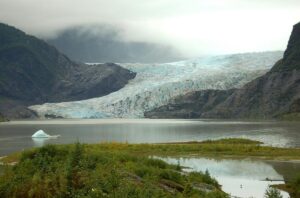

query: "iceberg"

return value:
[32, 130, 50, 138]
[29, 51, 283, 118]
[32, 130, 59, 138]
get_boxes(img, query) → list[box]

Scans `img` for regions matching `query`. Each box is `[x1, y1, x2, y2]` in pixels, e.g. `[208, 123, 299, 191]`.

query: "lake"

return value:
[0, 119, 300, 156]
[158, 157, 300, 198]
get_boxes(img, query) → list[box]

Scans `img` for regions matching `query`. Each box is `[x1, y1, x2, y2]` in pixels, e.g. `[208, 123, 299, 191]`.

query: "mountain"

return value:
[145, 22, 300, 119]
[144, 89, 235, 118]
[29, 52, 282, 118]
[0, 23, 136, 118]
[46, 25, 184, 63]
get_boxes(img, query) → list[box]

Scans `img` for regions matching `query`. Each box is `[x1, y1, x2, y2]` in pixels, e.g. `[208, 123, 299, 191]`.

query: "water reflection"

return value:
[32, 138, 51, 147]
[0, 119, 300, 156]
[158, 157, 292, 198]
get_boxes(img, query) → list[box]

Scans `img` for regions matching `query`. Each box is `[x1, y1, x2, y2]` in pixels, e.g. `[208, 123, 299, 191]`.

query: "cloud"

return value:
[0, 0, 299, 57]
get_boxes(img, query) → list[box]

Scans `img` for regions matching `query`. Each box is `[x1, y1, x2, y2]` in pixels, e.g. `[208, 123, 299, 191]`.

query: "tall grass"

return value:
[0, 142, 228, 198]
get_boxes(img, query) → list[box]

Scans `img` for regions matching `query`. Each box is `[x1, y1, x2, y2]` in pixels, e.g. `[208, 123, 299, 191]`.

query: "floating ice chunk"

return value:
[32, 130, 60, 138]
[32, 130, 50, 138]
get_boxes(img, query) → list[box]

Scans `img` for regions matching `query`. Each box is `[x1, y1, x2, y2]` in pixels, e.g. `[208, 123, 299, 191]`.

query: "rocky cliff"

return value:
[0, 23, 136, 118]
[145, 22, 300, 119]
[144, 89, 235, 118]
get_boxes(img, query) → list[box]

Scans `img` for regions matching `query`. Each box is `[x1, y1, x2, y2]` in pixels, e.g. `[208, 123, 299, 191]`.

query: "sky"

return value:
[0, 0, 299, 57]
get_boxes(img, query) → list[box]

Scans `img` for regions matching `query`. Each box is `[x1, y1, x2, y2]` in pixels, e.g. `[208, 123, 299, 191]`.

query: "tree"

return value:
[264, 186, 283, 198]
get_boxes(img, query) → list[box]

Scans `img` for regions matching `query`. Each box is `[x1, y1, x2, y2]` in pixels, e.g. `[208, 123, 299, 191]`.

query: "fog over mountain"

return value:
[0, 0, 299, 57]
[47, 25, 183, 63]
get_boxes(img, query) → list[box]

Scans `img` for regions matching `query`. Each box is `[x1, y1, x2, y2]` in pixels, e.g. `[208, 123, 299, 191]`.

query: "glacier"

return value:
[29, 51, 283, 118]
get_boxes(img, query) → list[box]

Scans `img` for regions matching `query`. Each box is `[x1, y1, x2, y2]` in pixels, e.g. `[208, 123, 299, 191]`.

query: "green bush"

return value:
[0, 143, 228, 198]
[290, 174, 300, 198]
[264, 186, 283, 198]
[159, 169, 182, 184]
[145, 158, 167, 169]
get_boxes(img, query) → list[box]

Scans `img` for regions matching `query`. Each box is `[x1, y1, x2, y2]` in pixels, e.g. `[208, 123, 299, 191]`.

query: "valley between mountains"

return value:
[1, 22, 300, 120]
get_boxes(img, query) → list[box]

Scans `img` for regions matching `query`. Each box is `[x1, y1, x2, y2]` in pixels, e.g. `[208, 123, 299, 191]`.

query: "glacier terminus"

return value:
[29, 51, 283, 118]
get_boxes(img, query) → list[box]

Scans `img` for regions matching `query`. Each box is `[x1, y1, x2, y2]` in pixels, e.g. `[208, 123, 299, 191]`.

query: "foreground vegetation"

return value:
[0, 113, 7, 122]
[273, 175, 300, 198]
[0, 142, 228, 198]
[87, 138, 300, 160]
[1, 138, 300, 197]
[279, 112, 300, 121]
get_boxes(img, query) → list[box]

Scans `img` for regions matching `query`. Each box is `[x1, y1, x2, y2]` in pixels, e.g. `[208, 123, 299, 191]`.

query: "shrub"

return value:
[264, 186, 283, 198]
[145, 158, 167, 169]
[159, 170, 182, 184]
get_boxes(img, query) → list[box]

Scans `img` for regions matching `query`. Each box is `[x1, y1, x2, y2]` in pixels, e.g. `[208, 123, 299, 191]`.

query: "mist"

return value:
[0, 0, 299, 57]
[47, 25, 184, 63]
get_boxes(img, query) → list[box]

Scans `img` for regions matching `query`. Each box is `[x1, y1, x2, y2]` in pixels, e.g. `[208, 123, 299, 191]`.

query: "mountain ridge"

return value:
[145, 22, 300, 119]
[29, 51, 283, 118]
[0, 23, 136, 118]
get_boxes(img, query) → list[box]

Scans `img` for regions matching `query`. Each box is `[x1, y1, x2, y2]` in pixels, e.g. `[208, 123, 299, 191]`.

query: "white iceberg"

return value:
[32, 130, 60, 138]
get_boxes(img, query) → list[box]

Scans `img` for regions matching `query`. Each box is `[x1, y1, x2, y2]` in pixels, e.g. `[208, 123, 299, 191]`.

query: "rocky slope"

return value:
[0, 23, 136, 118]
[30, 52, 282, 118]
[144, 89, 235, 118]
[146, 22, 300, 119]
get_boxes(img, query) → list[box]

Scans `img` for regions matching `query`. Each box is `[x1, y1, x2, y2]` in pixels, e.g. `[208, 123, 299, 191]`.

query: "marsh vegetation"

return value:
[1, 138, 300, 197]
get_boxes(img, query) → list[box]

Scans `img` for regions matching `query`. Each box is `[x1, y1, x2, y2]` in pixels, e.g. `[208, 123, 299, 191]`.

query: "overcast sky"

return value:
[0, 0, 299, 57]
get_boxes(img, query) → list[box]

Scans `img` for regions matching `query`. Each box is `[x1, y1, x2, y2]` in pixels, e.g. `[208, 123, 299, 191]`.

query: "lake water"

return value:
[158, 157, 300, 198]
[0, 119, 299, 197]
[0, 119, 300, 156]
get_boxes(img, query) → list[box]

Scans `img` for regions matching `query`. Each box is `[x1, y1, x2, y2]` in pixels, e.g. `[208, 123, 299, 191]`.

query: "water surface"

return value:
[158, 157, 300, 198]
[1, 119, 299, 197]
[0, 119, 299, 156]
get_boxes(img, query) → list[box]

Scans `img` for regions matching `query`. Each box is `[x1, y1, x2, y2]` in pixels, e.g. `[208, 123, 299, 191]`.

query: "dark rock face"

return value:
[202, 69, 300, 118]
[145, 90, 235, 118]
[0, 23, 136, 118]
[49, 63, 136, 102]
[272, 22, 300, 72]
[145, 22, 300, 119]
[0, 99, 37, 119]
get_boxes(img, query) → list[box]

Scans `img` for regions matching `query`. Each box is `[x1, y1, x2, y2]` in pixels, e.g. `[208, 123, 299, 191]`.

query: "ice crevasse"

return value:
[29, 51, 283, 118]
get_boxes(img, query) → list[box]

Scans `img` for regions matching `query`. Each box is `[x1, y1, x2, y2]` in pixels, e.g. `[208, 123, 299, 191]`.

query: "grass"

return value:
[194, 138, 262, 145]
[279, 112, 300, 121]
[2, 138, 300, 164]
[1, 138, 300, 197]
[272, 174, 300, 198]
[0, 142, 228, 198]
[0, 114, 7, 122]
[82, 138, 300, 160]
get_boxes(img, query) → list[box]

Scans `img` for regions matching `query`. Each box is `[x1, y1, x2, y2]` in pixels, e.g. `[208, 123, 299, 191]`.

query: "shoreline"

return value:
[1, 138, 300, 164]
[1, 117, 300, 124]
[1, 139, 299, 197]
